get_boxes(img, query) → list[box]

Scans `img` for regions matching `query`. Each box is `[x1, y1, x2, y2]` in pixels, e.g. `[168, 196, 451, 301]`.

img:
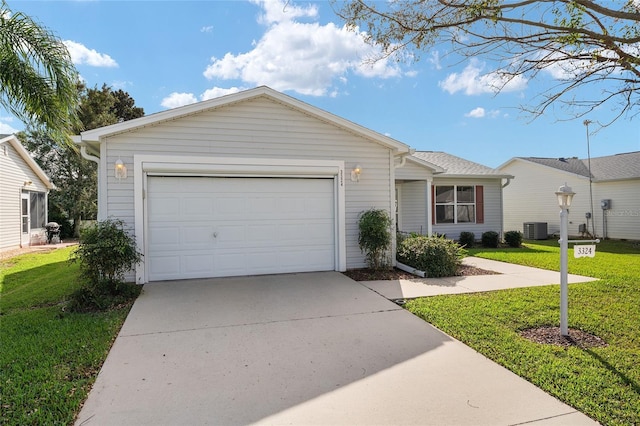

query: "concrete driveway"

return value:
[76, 272, 597, 425]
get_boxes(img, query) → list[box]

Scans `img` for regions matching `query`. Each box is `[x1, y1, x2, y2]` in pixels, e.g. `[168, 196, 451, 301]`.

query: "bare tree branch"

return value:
[333, 0, 640, 124]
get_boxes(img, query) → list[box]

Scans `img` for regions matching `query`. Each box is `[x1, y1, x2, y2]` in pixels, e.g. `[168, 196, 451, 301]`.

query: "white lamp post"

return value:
[556, 183, 575, 336]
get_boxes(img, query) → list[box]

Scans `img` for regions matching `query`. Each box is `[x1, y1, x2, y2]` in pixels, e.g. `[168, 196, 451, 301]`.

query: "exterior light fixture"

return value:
[350, 164, 362, 182]
[555, 183, 575, 209]
[556, 182, 576, 337]
[23, 180, 33, 187]
[115, 158, 127, 180]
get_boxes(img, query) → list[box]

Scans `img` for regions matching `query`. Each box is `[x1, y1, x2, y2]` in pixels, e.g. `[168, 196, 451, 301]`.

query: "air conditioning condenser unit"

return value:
[523, 222, 548, 240]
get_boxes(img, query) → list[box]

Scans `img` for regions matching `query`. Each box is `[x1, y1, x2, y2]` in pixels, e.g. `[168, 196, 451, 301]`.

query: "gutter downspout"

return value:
[394, 148, 415, 169]
[80, 144, 103, 221]
[500, 177, 512, 240]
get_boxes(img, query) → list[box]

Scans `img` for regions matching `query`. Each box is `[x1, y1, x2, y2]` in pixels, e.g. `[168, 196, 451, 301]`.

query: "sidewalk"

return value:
[361, 257, 598, 300]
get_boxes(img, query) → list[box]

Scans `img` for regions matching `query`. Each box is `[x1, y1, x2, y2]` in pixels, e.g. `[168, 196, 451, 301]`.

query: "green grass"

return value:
[0, 247, 136, 425]
[406, 239, 640, 425]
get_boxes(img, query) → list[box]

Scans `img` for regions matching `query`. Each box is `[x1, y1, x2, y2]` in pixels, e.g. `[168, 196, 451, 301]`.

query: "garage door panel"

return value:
[216, 197, 247, 218]
[148, 255, 181, 279]
[182, 197, 214, 218]
[183, 253, 216, 275]
[147, 176, 335, 281]
[148, 226, 181, 248]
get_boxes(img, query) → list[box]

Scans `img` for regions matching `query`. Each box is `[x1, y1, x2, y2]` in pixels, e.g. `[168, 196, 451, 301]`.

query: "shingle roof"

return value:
[588, 152, 640, 181]
[520, 151, 640, 181]
[413, 151, 510, 177]
[523, 157, 592, 177]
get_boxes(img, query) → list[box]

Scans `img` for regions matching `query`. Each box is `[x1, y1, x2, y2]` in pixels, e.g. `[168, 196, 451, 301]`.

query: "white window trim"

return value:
[133, 155, 346, 284]
[435, 185, 477, 225]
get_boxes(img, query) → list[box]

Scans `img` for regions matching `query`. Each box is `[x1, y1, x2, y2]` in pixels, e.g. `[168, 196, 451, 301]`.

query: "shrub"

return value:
[68, 218, 142, 311]
[396, 235, 466, 278]
[459, 231, 475, 248]
[358, 209, 393, 270]
[504, 230, 523, 248]
[481, 231, 500, 248]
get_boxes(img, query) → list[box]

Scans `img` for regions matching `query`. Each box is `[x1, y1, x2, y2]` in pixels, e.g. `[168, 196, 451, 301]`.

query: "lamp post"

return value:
[556, 183, 576, 337]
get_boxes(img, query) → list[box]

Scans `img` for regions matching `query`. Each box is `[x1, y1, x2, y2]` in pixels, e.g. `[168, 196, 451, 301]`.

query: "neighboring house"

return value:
[75, 86, 511, 283]
[498, 152, 640, 240]
[396, 151, 513, 240]
[0, 134, 54, 251]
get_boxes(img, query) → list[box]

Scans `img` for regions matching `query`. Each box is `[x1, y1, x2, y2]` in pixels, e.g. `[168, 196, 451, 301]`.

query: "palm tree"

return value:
[0, 1, 79, 139]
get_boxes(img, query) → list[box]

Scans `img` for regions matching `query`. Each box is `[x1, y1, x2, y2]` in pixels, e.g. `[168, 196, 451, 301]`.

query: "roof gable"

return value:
[0, 134, 54, 189]
[413, 151, 512, 178]
[78, 86, 410, 154]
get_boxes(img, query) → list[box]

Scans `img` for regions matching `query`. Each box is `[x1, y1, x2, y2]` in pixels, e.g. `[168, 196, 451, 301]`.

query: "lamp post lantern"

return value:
[556, 183, 575, 336]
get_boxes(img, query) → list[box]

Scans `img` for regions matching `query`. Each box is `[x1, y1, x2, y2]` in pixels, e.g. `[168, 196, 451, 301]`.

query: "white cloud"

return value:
[160, 87, 247, 109]
[0, 115, 21, 133]
[253, 0, 318, 25]
[203, 0, 403, 96]
[201, 86, 245, 101]
[439, 59, 527, 95]
[64, 40, 118, 67]
[464, 107, 502, 119]
[201, 25, 214, 33]
[465, 107, 485, 118]
[428, 50, 442, 70]
[160, 92, 198, 108]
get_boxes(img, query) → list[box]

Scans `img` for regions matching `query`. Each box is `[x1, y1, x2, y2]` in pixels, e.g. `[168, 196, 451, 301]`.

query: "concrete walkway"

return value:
[76, 271, 598, 425]
[362, 257, 598, 300]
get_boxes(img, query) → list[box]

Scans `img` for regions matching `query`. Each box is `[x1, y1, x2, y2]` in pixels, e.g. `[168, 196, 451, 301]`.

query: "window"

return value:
[435, 185, 476, 224]
[29, 192, 46, 229]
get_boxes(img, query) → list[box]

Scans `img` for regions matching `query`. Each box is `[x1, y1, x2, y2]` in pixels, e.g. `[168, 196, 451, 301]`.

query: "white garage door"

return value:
[146, 176, 335, 281]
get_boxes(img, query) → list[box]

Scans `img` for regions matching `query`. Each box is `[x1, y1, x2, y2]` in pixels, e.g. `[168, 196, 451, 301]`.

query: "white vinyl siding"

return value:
[0, 141, 49, 250]
[432, 178, 503, 241]
[101, 96, 394, 270]
[500, 159, 593, 237]
[398, 181, 428, 234]
[396, 160, 433, 180]
[592, 180, 640, 240]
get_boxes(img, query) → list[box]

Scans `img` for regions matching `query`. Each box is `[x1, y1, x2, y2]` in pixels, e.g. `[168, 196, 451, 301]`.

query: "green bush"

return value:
[481, 231, 500, 248]
[358, 209, 393, 269]
[504, 230, 523, 248]
[396, 235, 466, 277]
[68, 218, 142, 311]
[459, 231, 475, 248]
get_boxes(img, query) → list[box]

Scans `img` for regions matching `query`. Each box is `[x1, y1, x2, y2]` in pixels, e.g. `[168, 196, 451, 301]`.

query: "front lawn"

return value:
[406, 240, 640, 425]
[0, 247, 136, 425]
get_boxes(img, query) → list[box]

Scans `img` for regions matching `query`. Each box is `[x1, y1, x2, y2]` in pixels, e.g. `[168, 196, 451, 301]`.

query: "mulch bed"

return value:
[342, 264, 499, 281]
[520, 326, 608, 348]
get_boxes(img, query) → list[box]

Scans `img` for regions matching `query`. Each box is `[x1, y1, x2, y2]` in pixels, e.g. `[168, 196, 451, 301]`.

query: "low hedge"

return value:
[397, 235, 466, 278]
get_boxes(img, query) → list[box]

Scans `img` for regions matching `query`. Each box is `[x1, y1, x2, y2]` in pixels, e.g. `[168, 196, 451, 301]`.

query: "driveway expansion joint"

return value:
[508, 410, 587, 425]
[120, 307, 404, 338]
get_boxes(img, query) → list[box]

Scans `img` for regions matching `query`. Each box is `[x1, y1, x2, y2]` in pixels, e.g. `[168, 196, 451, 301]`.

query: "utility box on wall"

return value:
[523, 222, 548, 240]
[601, 199, 612, 210]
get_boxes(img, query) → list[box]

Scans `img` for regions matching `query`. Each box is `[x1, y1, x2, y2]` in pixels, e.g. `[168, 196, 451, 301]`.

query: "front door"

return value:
[21, 192, 30, 246]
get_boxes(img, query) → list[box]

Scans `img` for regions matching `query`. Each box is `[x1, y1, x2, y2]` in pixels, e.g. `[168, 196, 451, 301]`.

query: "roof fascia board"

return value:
[593, 176, 640, 183]
[79, 86, 410, 153]
[1, 135, 54, 189]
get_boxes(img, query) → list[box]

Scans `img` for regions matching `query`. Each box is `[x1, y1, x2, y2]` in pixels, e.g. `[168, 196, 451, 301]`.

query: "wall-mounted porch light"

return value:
[350, 164, 362, 182]
[115, 158, 127, 180]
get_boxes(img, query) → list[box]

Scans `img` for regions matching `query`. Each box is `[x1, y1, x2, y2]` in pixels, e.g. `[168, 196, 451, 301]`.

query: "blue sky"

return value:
[4, 0, 639, 168]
